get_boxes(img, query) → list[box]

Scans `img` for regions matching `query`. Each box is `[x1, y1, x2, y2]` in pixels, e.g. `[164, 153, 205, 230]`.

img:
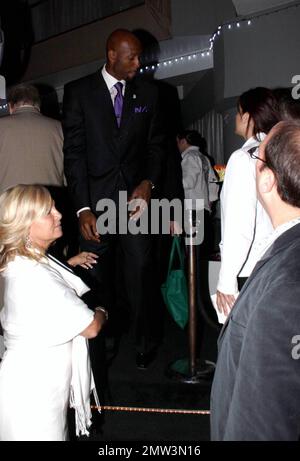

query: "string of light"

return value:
[209, 0, 300, 50]
[139, 49, 211, 74]
[139, 1, 300, 73]
[209, 19, 251, 50]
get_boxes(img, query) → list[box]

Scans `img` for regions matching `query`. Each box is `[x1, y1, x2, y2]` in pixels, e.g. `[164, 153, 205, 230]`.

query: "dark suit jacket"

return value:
[210, 223, 300, 441]
[62, 71, 165, 212]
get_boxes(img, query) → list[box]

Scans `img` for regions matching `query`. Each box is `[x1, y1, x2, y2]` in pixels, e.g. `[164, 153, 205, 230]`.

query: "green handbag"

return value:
[161, 236, 188, 329]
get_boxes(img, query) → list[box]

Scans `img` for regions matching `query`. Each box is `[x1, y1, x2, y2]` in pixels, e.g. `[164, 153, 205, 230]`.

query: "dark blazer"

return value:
[210, 222, 300, 441]
[62, 71, 165, 211]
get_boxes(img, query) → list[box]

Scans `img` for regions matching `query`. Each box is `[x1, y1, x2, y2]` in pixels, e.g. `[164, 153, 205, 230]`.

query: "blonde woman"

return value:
[0, 185, 106, 441]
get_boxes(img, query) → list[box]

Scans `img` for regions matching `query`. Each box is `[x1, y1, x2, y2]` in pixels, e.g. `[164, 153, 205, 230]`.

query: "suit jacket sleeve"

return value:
[144, 87, 166, 188]
[62, 82, 90, 210]
[223, 282, 300, 441]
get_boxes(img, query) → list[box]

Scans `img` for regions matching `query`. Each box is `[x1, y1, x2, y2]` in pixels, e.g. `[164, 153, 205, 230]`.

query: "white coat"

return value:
[0, 255, 95, 441]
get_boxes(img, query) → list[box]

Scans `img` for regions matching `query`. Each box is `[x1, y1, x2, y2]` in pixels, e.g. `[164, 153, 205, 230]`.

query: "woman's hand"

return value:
[80, 308, 106, 338]
[67, 251, 99, 269]
[216, 290, 237, 317]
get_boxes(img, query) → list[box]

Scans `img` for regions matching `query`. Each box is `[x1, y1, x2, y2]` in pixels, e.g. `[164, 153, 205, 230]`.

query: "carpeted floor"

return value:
[86, 306, 220, 442]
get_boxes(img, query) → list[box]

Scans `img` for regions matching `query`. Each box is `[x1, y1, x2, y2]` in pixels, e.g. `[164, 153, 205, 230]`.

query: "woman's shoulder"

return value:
[227, 144, 256, 169]
[230, 146, 250, 159]
[230, 137, 260, 159]
[3, 256, 66, 296]
[3, 256, 49, 277]
[226, 152, 248, 176]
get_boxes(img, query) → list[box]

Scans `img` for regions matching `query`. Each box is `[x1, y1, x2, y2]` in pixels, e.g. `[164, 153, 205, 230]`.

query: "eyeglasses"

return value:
[248, 147, 267, 164]
[249, 152, 268, 163]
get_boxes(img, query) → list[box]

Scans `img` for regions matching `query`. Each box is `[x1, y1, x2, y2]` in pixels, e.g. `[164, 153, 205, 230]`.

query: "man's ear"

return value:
[258, 167, 276, 194]
[108, 49, 116, 63]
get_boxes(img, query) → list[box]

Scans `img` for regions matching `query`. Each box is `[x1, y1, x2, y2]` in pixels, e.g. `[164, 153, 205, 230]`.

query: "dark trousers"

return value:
[80, 231, 160, 354]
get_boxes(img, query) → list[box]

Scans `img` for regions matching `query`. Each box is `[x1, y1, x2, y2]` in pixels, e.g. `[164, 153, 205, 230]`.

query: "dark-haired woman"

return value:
[216, 87, 280, 316]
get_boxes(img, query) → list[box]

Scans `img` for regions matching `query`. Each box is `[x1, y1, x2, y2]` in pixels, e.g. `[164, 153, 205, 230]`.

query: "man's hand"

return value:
[128, 180, 152, 220]
[216, 290, 237, 317]
[79, 210, 100, 242]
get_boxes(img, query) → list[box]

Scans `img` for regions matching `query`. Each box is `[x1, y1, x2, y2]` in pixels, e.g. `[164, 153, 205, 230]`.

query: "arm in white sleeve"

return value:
[217, 151, 257, 294]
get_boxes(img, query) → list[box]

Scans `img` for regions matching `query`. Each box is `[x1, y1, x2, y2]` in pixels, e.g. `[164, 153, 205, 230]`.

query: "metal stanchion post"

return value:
[166, 208, 215, 384]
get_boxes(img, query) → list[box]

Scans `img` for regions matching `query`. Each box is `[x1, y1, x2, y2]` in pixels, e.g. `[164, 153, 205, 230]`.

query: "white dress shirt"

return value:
[101, 64, 126, 101]
[254, 217, 300, 263]
[217, 134, 273, 294]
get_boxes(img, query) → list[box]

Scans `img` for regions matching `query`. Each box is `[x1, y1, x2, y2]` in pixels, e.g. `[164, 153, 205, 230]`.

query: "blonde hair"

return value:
[0, 184, 53, 271]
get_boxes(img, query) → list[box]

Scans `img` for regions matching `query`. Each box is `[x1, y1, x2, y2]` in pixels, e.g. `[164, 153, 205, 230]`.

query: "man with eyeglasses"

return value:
[211, 120, 300, 441]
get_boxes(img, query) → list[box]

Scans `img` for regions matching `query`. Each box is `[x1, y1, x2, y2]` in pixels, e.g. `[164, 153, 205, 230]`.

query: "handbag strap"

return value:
[167, 236, 185, 275]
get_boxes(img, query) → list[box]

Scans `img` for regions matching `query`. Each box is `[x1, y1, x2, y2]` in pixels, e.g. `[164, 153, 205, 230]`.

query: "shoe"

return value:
[136, 348, 157, 370]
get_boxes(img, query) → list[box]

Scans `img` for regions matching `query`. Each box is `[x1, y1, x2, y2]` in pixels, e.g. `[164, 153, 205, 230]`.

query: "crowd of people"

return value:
[0, 27, 300, 441]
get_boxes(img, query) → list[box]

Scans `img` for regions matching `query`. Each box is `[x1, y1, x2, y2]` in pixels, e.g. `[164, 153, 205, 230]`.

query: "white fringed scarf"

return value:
[70, 336, 100, 436]
[47, 255, 101, 436]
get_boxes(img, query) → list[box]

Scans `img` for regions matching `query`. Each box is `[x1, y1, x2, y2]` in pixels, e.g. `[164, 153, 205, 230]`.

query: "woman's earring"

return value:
[25, 236, 32, 249]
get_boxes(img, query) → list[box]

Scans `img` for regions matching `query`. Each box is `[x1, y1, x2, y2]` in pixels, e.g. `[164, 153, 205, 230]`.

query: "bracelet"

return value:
[95, 306, 108, 321]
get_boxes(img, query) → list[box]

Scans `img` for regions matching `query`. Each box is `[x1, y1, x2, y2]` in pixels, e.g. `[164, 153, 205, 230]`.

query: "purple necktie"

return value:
[114, 82, 123, 127]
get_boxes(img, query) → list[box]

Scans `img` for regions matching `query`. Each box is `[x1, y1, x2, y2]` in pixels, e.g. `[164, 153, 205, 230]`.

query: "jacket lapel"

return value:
[90, 72, 137, 132]
[119, 81, 136, 131]
[90, 72, 118, 130]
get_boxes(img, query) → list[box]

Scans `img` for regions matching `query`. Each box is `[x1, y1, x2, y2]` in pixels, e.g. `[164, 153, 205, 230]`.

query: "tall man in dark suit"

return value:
[62, 29, 165, 369]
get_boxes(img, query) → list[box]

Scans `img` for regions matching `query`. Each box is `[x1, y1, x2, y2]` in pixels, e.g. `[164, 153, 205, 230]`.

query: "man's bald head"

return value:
[105, 29, 142, 81]
[260, 120, 300, 208]
[106, 29, 141, 55]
